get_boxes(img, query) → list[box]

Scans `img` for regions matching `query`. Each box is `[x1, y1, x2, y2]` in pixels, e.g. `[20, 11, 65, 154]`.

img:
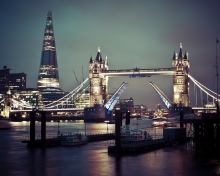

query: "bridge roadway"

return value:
[192, 107, 217, 110]
[10, 106, 216, 114]
[101, 68, 173, 77]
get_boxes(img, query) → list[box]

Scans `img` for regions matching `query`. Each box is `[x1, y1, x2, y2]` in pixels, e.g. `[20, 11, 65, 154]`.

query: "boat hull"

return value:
[60, 134, 88, 146]
[121, 127, 152, 143]
[61, 141, 87, 146]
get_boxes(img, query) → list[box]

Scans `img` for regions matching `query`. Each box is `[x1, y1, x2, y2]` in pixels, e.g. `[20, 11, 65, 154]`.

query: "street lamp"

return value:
[104, 120, 110, 133]
[84, 122, 86, 135]
[57, 120, 60, 135]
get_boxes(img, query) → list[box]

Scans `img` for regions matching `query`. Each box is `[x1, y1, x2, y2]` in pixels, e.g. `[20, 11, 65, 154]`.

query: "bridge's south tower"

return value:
[172, 43, 190, 107]
[89, 48, 108, 107]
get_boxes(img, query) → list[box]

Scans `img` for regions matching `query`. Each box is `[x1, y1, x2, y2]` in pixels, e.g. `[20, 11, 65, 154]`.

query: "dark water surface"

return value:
[0, 119, 220, 176]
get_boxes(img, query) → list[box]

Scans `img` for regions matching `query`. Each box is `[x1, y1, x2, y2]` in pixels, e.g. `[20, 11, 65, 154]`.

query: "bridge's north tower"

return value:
[89, 48, 108, 107]
[172, 43, 190, 107]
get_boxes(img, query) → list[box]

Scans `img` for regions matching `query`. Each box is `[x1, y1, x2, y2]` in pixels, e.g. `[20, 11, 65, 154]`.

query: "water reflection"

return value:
[0, 119, 220, 176]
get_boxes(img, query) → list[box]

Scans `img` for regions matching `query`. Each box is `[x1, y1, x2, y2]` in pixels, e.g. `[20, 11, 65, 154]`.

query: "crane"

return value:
[82, 65, 84, 82]
[73, 70, 79, 86]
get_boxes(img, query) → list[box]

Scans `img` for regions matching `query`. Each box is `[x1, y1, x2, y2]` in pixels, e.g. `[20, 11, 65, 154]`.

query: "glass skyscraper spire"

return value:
[37, 11, 60, 89]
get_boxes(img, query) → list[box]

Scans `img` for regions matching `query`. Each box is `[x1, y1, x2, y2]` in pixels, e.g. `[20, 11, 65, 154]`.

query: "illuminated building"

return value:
[0, 66, 26, 90]
[89, 47, 108, 107]
[84, 49, 109, 121]
[37, 11, 60, 89]
[172, 43, 190, 107]
[6, 89, 43, 119]
[40, 87, 67, 105]
[0, 65, 27, 114]
[74, 92, 90, 108]
[114, 97, 147, 116]
[11, 89, 43, 108]
[0, 66, 40, 118]
[37, 11, 67, 105]
[169, 43, 192, 116]
[133, 104, 147, 116]
[115, 97, 134, 113]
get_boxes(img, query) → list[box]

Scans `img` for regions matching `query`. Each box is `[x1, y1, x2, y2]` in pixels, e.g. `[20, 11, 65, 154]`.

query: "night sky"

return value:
[1, 0, 220, 109]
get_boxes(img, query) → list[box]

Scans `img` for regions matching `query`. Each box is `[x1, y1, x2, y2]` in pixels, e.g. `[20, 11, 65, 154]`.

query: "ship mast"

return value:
[216, 37, 219, 114]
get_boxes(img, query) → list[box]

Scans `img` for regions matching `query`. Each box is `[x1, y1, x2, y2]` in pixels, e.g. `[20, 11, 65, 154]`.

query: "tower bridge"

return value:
[5, 11, 219, 121]
[8, 43, 218, 121]
[88, 44, 190, 110]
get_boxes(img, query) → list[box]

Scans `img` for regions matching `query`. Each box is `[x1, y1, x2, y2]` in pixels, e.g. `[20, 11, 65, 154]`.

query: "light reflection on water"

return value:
[0, 119, 219, 176]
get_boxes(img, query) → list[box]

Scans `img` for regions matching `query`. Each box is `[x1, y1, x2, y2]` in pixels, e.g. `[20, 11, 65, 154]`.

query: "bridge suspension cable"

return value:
[188, 74, 219, 101]
[11, 78, 89, 110]
[0, 99, 4, 105]
[11, 99, 33, 109]
[43, 78, 89, 109]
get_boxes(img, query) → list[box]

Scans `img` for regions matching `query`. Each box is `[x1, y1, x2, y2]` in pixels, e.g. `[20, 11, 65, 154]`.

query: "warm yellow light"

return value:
[174, 94, 179, 100]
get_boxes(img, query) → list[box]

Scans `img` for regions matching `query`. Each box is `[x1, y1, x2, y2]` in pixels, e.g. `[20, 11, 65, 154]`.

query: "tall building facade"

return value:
[115, 97, 134, 113]
[0, 66, 27, 118]
[37, 11, 68, 105]
[0, 66, 26, 90]
[37, 11, 60, 89]
[172, 43, 190, 107]
[89, 47, 108, 107]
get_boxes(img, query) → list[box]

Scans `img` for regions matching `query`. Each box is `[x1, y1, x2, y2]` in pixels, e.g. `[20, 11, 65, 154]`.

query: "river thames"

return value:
[0, 118, 220, 176]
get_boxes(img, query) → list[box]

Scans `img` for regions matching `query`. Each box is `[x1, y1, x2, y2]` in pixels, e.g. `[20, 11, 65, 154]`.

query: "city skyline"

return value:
[1, 0, 220, 109]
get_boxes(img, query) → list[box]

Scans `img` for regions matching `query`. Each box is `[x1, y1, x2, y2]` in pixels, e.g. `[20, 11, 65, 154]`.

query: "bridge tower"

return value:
[172, 43, 190, 107]
[89, 48, 108, 107]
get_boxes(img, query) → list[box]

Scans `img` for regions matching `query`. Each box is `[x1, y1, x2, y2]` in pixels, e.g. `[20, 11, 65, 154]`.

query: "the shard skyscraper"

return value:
[37, 11, 60, 89]
[37, 11, 67, 105]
